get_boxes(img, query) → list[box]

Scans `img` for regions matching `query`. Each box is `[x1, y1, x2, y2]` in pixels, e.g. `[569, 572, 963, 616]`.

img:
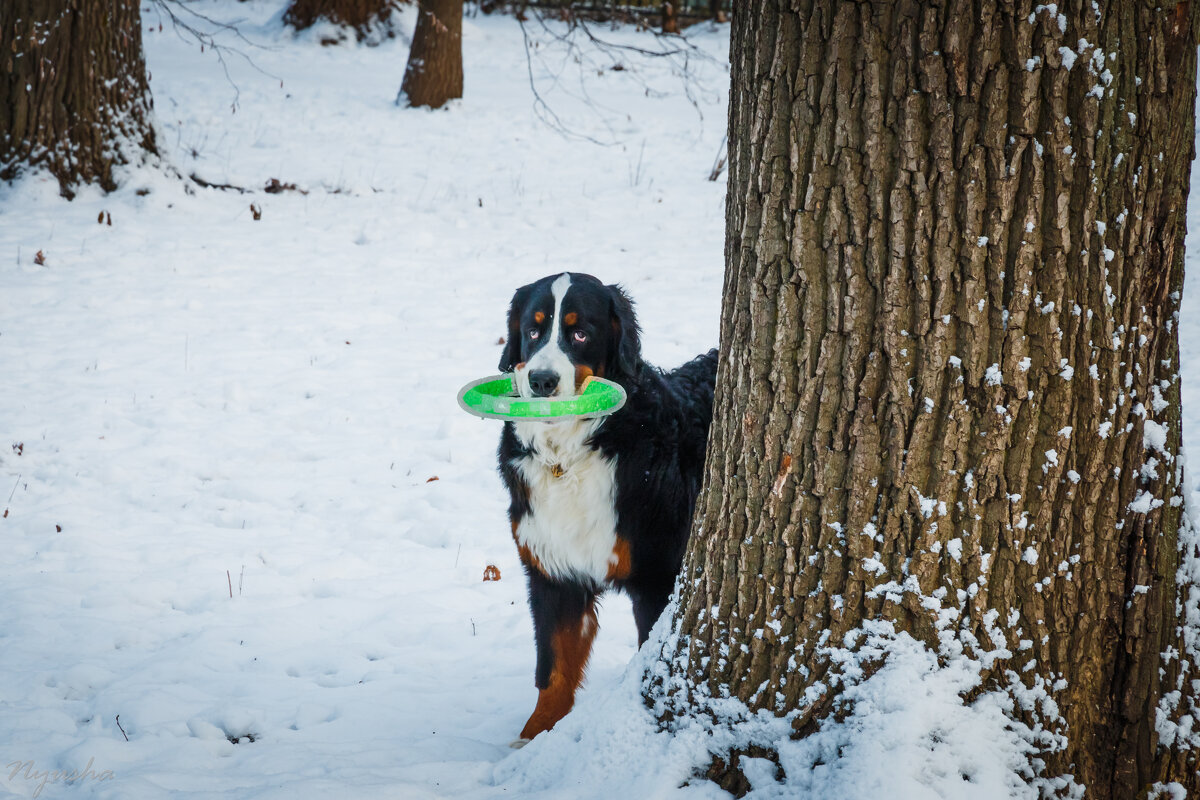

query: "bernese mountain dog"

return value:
[495, 272, 718, 745]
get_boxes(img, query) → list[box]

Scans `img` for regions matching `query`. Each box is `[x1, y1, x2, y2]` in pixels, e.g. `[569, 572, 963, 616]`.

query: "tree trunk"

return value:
[283, 0, 401, 43]
[0, 0, 158, 198]
[662, 2, 680, 34]
[398, 0, 463, 109]
[646, 1, 1200, 797]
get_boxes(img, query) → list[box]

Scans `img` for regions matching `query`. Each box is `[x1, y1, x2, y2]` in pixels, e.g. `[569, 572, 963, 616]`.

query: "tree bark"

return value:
[646, 1, 1200, 797]
[398, 0, 463, 109]
[283, 0, 401, 43]
[0, 0, 158, 198]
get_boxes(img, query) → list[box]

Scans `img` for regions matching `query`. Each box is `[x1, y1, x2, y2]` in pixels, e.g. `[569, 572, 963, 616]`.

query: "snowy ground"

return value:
[0, 5, 726, 798]
[3, 4, 1200, 799]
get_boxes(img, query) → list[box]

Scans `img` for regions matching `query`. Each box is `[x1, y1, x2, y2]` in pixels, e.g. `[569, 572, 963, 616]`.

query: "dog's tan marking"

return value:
[606, 537, 632, 581]
[574, 365, 594, 392]
[512, 520, 548, 576]
[518, 602, 598, 740]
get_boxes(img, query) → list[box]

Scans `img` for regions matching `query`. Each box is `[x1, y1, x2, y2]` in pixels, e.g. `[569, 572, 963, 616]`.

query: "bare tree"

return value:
[1, 0, 159, 198]
[398, 0, 463, 108]
[646, 1, 1200, 797]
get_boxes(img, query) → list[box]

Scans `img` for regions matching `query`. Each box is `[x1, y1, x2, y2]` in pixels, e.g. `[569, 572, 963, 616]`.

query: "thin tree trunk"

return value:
[0, 0, 158, 198]
[399, 0, 463, 109]
[647, 1, 1200, 797]
[662, 2, 680, 34]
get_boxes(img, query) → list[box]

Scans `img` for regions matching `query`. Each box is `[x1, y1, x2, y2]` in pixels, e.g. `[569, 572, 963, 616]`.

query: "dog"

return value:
[495, 272, 718, 745]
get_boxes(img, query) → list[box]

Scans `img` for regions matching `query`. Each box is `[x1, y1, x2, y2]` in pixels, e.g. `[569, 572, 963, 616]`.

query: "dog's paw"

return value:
[509, 738, 531, 749]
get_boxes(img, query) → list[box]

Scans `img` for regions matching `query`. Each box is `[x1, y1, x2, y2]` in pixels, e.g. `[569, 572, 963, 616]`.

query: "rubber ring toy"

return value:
[457, 373, 627, 421]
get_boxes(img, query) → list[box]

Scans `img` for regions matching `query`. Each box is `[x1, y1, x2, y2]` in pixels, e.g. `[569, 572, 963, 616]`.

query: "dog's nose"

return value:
[528, 370, 559, 397]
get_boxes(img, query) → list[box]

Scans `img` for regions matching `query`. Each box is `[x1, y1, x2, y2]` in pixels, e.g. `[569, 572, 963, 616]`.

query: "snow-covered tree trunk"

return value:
[0, 0, 159, 198]
[645, 1, 1200, 796]
[398, 0, 462, 109]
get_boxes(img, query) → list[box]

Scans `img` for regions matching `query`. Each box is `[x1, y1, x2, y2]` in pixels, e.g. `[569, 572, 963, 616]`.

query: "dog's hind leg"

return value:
[514, 574, 598, 744]
[628, 584, 672, 647]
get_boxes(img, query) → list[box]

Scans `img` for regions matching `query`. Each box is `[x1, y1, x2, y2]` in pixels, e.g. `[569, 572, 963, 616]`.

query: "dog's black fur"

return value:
[495, 272, 717, 742]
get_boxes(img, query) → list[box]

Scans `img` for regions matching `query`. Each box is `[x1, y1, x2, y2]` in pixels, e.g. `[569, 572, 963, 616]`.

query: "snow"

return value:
[1150, 782, 1188, 800]
[1145, 419, 1169, 454]
[1129, 491, 1165, 514]
[945, 538, 964, 561]
[0, 5, 726, 798]
[6, 3, 1200, 799]
[862, 557, 888, 577]
[759, 624, 1035, 799]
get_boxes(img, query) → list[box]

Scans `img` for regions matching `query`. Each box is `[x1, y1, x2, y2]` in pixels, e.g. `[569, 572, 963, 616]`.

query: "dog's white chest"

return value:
[513, 421, 619, 585]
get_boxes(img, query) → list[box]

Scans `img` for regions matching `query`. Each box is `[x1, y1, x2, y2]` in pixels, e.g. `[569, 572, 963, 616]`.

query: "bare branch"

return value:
[147, 0, 283, 111]
[515, 9, 723, 146]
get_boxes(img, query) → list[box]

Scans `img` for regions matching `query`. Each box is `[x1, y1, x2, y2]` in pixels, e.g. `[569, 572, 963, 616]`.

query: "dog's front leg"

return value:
[515, 570, 598, 744]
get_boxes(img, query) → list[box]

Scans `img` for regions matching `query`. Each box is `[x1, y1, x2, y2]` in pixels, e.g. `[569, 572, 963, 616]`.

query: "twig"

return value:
[517, 14, 610, 145]
[147, 0, 282, 111]
[189, 173, 250, 193]
[115, 715, 129, 741]
[514, 1, 725, 29]
[3, 474, 20, 518]
[514, 10, 720, 145]
[707, 133, 727, 181]
[227, 570, 233, 599]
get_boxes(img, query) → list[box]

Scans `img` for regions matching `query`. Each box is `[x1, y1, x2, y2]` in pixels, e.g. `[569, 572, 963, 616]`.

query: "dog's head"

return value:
[498, 273, 641, 398]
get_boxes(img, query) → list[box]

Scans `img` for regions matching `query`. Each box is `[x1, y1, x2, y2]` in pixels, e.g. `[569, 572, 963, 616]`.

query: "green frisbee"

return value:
[457, 373, 627, 421]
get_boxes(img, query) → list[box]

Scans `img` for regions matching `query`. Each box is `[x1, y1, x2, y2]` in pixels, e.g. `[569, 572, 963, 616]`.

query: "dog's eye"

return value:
[528, 329, 540, 340]
[573, 331, 587, 343]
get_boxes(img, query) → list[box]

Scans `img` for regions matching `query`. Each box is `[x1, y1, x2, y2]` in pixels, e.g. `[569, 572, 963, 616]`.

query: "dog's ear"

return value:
[608, 284, 641, 378]
[498, 285, 532, 373]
